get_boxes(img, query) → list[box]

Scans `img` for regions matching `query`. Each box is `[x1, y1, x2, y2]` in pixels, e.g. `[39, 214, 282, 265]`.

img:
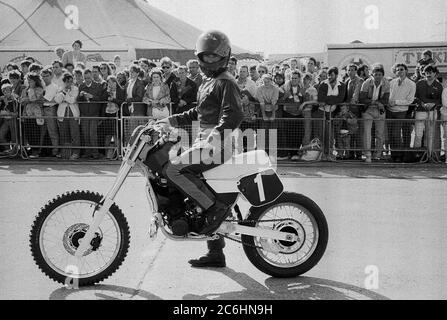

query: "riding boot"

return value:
[188, 237, 226, 268]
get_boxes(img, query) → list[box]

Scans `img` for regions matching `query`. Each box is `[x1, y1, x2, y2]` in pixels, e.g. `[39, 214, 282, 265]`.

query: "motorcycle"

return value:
[29, 122, 328, 287]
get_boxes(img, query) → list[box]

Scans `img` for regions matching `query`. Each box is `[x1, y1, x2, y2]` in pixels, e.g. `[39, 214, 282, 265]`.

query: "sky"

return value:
[147, 0, 447, 56]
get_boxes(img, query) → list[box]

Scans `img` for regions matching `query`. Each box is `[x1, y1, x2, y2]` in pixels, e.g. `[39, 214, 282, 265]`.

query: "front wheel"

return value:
[241, 192, 328, 278]
[29, 191, 130, 286]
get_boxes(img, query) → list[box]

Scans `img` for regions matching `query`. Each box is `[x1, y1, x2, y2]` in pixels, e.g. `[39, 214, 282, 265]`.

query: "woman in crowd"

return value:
[143, 69, 171, 120]
[20, 72, 44, 158]
[99, 62, 112, 82]
[55, 73, 81, 160]
[125, 65, 146, 136]
[104, 75, 125, 159]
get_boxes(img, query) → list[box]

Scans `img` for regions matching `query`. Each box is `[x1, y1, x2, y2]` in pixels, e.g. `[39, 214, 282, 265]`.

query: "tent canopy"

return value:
[0, 0, 252, 63]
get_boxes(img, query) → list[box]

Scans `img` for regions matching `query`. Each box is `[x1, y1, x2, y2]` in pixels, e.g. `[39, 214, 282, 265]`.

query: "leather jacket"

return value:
[168, 71, 243, 144]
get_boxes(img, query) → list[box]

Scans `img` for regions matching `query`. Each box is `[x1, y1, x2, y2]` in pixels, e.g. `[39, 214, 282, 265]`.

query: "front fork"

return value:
[74, 140, 147, 257]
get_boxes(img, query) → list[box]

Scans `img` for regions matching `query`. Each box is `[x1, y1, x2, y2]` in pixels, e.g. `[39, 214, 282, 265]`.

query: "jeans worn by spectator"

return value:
[362, 106, 386, 159]
[0, 118, 17, 151]
[302, 108, 313, 147]
[312, 109, 333, 156]
[414, 110, 438, 150]
[81, 118, 99, 157]
[41, 105, 59, 155]
[386, 110, 412, 160]
[59, 108, 80, 157]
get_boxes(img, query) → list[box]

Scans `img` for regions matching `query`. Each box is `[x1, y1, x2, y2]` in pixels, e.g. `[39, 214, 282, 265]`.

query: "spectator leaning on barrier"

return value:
[344, 63, 364, 159]
[8, 70, 25, 100]
[277, 70, 303, 160]
[387, 63, 416, 163]
[441, 86, 447, 163]
[78, 69, 106, 159]
[160, 57, 178, 88]
[316, 66, 347, 160]
[255, 65, 268, 87]
[41, 68, 61, 157]
[62, 40, 87, 67]
[0, 83, 18, 154]
[21, 72, 45, 158]
[186, 59, 203, 88]
[51, 60, 65, 90]
[55, 73, 81, 160]
[413, 65, 443, 152]
[125, 65, 146, 116]
[104, 75, 125, 160]
[170, 65, 197, 114]
[256, 73, 279, 121]
[236, 65, 257, 98]
[143, 69, 171, 120]
[359, 63, 390, 163]
[300, 73, 319, 148]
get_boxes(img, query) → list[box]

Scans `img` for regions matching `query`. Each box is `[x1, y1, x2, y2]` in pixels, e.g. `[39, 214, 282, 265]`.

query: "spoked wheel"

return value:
[29, 191, 130, 287]
[242, 192, 328, 278]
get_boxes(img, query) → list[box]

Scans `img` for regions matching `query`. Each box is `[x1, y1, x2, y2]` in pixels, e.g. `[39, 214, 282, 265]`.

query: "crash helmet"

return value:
[195, 30, 231, 77]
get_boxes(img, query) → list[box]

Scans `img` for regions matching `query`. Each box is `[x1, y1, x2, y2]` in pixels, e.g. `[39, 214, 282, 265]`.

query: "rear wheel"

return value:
[29, 191, 130, 286]
[242, 192, 328, 278]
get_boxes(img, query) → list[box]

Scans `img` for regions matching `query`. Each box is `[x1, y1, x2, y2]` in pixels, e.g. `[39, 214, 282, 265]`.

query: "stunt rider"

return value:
[157, 30, 244, 268]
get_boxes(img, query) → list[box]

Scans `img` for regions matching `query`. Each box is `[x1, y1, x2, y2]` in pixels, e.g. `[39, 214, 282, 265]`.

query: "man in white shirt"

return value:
[387, 63, 416, 162]
[41, 68, 60, 157]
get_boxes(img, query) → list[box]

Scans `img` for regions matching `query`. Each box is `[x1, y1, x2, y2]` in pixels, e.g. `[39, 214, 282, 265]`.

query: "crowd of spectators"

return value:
[0, 40, 446, 163]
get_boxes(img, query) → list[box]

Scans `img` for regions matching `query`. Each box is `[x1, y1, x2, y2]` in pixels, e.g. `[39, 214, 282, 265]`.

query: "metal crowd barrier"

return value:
[2, 100, 446, 164]
[18, 101, 120, 160]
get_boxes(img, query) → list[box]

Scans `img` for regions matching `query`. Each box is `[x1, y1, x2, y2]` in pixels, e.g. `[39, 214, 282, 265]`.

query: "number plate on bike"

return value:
[237, 169, 283, 207]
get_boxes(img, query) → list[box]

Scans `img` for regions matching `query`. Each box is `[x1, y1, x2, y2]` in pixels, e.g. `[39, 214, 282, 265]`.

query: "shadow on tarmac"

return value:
[48, 268, 389, 300]
[183, 268, 390, 300]
[49, 284, 163, 300]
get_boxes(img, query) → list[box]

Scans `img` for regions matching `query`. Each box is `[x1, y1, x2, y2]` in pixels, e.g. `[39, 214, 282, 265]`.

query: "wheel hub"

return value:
[63, 223, 102, 256]
[270, 220, 306, 254]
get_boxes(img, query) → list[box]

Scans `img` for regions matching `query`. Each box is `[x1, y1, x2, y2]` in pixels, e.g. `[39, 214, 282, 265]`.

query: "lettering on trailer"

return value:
[395, 48, 447, 67]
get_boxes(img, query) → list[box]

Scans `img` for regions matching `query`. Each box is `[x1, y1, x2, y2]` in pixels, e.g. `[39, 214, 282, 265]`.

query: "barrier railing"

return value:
[2, 99, 445, 164]
[18, 101, 120, 160]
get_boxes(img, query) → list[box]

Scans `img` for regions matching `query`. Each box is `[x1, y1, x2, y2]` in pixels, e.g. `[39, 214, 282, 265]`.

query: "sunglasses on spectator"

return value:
[162, 66, 171, 69]
[396, 68, 405, 71]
